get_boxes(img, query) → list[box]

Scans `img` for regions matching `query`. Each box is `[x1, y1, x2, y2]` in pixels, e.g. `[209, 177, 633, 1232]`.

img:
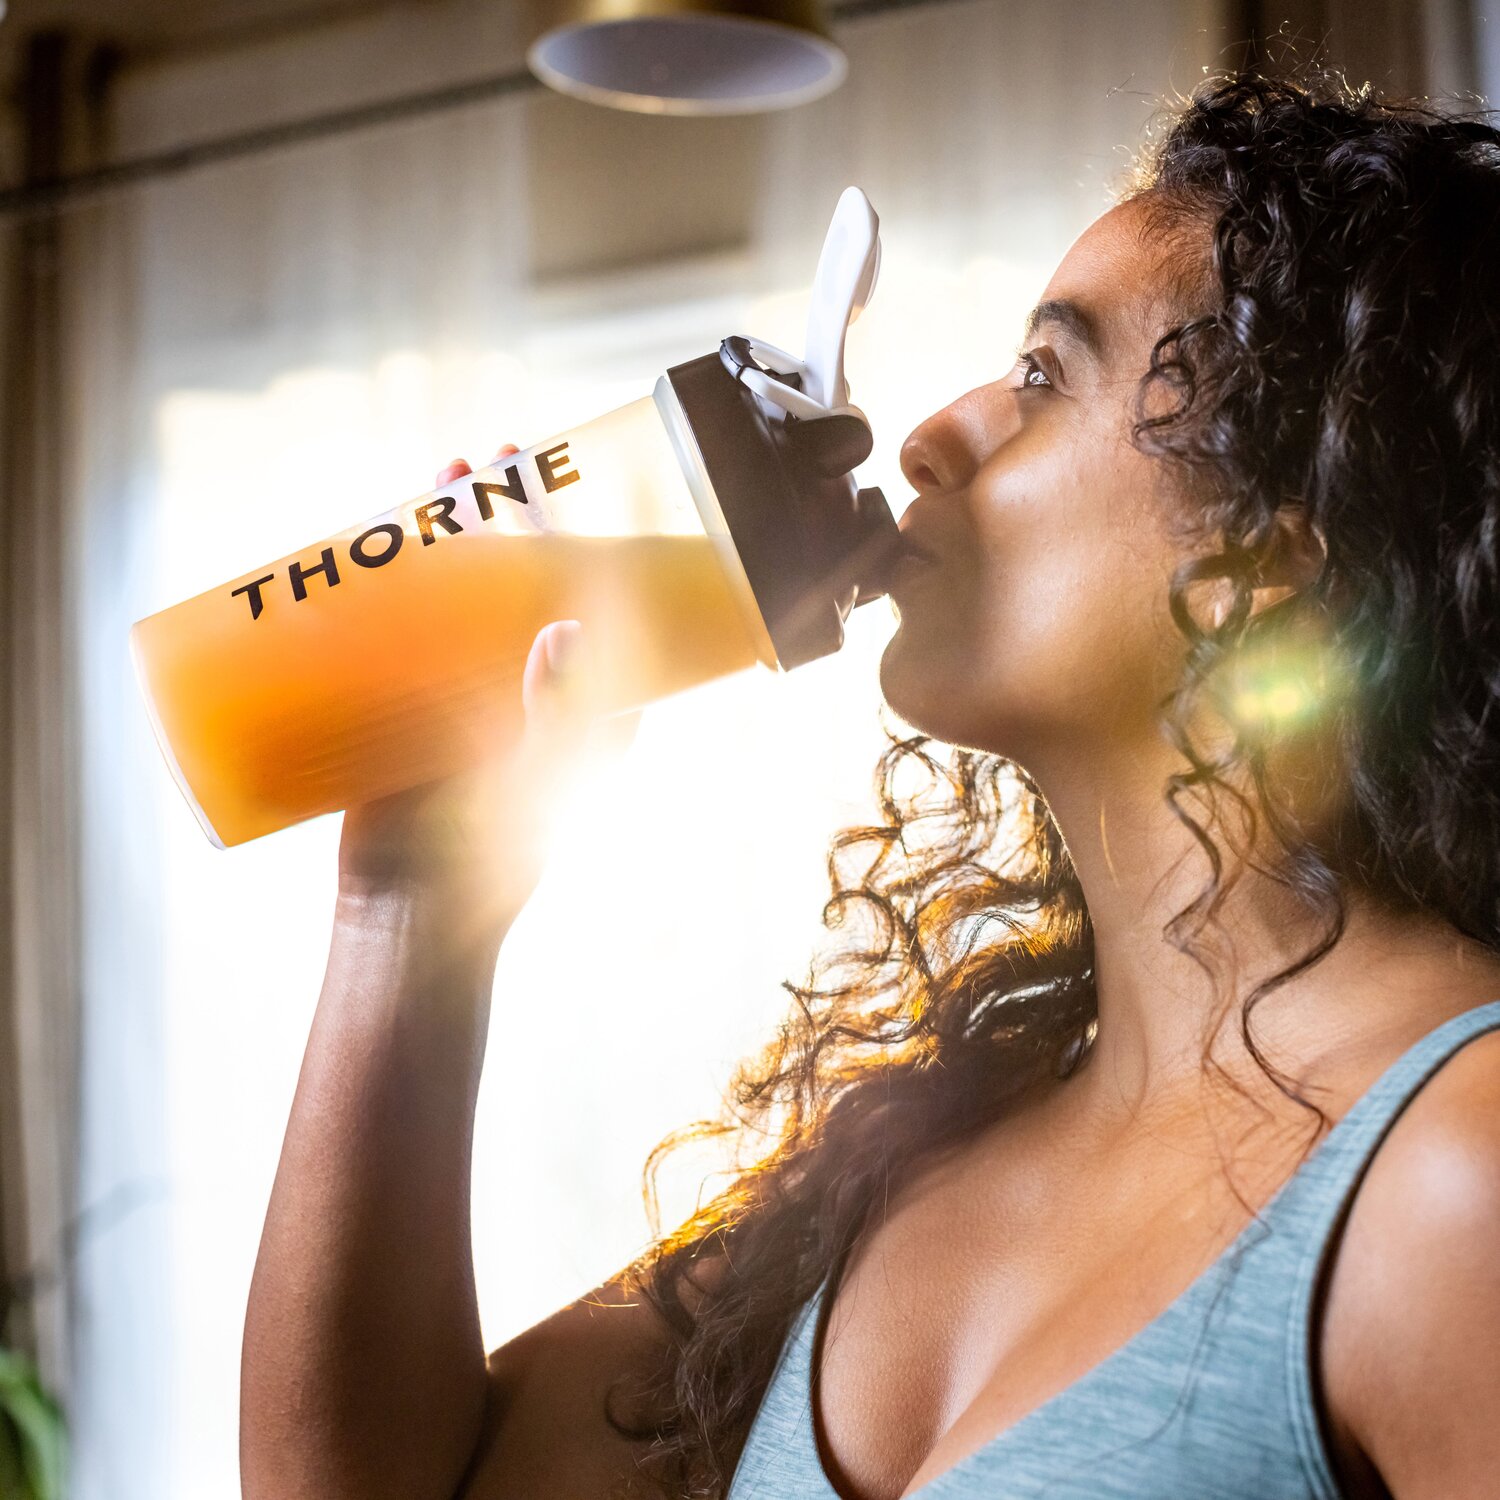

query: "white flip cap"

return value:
[729, 186, 881, 424]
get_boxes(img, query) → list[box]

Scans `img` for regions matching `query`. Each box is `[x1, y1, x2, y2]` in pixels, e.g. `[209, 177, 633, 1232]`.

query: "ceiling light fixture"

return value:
[526, 0, 848, 115]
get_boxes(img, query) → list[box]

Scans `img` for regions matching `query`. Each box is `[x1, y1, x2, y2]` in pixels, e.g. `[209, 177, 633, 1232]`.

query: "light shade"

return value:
[526, 0, 848, 115]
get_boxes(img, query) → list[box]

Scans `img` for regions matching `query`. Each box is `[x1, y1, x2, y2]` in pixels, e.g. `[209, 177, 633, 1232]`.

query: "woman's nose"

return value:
[899, 406, 975, 495]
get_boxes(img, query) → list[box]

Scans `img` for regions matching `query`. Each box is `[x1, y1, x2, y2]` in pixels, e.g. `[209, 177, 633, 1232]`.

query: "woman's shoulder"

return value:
[1318, 1022, 1500, 1499]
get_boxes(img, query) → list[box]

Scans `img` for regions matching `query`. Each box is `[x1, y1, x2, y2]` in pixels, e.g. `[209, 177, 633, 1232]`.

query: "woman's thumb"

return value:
[521, 619, 588, 734]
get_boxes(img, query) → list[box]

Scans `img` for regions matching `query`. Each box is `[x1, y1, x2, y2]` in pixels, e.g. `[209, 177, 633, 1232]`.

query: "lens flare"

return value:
[1220, 616, 1349, 738]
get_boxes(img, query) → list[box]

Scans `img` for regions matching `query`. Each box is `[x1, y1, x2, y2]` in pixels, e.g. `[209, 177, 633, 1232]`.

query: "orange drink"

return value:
[132, 340, 897, 848]
[132, 525, 773, 848]
[131, 382, 786, 847]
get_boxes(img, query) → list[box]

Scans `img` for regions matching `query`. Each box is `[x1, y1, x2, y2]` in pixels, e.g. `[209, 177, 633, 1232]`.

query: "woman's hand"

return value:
[335, 445, 639, 947]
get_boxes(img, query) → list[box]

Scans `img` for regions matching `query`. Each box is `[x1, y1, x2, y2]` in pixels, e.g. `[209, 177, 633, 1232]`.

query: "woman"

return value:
[240, 73, 1500, 1500]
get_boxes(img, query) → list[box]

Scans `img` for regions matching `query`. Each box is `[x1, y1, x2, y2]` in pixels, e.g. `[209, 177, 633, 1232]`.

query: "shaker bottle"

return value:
[131, 187, 899, 849]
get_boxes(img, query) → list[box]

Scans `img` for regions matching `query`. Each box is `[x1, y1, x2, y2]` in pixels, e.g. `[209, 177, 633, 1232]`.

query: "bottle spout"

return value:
[847, 486, 902, 607]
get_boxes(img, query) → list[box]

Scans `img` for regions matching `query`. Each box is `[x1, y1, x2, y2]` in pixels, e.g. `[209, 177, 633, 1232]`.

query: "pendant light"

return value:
[526, 0, 848, 115]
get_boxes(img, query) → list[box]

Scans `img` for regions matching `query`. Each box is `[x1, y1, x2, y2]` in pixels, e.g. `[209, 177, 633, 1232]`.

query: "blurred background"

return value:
[0, 1, 1494, 1495]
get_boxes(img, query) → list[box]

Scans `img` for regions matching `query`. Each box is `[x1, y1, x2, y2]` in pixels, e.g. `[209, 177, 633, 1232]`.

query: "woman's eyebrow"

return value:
[1022, 298, 1103, 360]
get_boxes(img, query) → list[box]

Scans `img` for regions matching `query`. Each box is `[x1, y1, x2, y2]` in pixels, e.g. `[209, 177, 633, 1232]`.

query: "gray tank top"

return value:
[727, 998, 1500, 1500]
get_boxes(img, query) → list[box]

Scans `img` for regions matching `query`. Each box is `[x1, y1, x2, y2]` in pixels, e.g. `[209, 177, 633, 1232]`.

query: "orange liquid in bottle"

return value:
[131, 531, 776, 847]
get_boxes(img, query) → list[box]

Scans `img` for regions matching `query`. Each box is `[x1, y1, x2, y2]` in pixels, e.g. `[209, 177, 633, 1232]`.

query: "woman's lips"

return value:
[887, 535, 937, 594]
[895, 508, 939, 563]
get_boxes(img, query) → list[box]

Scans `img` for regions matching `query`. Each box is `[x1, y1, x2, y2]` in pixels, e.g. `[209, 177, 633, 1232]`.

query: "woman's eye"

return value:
[1018, 351, 1053, 389]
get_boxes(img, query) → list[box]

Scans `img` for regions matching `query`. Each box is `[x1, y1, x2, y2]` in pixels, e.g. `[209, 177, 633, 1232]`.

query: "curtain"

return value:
[0, 28, 84, 1419]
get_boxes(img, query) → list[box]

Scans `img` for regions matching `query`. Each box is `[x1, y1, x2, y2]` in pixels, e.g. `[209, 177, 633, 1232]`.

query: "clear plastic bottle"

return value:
[131, 187, 898, 848]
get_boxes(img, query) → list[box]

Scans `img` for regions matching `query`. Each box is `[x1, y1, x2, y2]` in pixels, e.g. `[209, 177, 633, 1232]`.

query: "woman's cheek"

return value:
[961, 517, 1176, 743]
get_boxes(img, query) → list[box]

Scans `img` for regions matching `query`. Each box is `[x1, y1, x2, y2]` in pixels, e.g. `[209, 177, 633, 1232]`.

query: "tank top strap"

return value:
[1277, 997, 1500, 1500]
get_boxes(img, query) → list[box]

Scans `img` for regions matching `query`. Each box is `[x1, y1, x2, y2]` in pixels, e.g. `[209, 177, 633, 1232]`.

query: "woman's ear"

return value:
[1202, 506, 1328, 630]
[1246, 505, 1327, 620]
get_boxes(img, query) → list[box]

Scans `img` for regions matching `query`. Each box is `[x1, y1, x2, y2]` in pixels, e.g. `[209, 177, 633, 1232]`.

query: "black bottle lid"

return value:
[667, 341, 900, 671]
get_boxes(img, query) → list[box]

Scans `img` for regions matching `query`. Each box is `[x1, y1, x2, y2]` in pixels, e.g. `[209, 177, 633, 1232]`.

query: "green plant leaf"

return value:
[0, 1411, 31, 1500]
[0, 1348, 66, 1500]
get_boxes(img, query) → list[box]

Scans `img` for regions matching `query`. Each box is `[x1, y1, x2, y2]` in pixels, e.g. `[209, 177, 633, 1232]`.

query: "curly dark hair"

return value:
[600, 71, 1500, 1498]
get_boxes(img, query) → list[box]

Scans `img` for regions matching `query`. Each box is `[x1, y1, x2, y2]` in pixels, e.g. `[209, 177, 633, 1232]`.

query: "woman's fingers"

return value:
[434, 449, 605, 747]
[438, 445, 519, 489]
[521, 620, 586, 733]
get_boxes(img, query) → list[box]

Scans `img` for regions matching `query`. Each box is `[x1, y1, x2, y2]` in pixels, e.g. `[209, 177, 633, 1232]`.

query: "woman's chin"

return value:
[877, 635, 964, 743]
[878, 634, 1034, 760]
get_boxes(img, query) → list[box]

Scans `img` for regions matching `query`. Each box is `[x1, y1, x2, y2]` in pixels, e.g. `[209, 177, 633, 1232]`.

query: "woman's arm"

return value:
[241, 449, 624, 1500]
[1319, 1030, 1500, 1500]
[240, 883, 500, 1500]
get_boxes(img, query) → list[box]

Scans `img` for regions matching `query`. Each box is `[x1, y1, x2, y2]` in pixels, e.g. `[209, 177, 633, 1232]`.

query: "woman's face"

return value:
[879, 197, 1207, 765]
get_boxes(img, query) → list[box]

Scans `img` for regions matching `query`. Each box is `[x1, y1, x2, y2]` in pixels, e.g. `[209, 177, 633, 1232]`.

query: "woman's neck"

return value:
[1034, 740, 1500, 1131]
